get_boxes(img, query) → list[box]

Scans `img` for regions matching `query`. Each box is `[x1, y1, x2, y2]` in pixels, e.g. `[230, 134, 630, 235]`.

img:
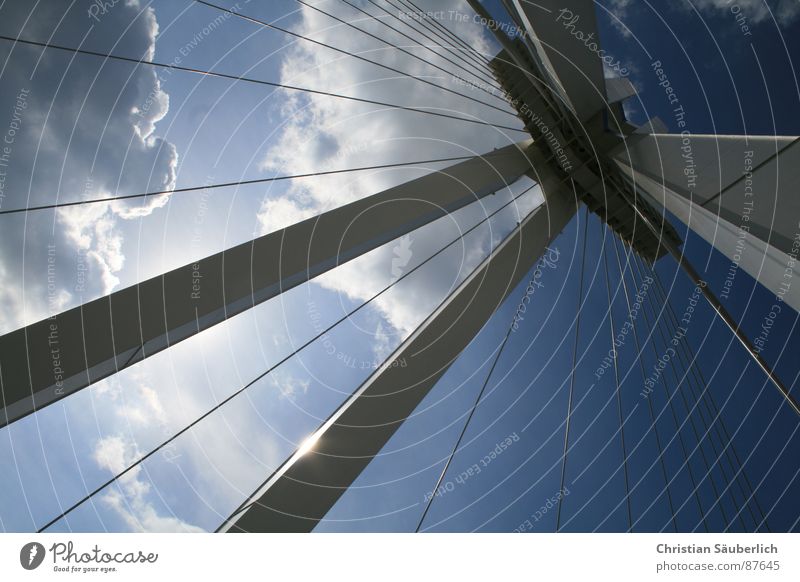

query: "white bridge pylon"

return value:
[0, 141, 533, 428]
[222, 1, 800, 531]
[0, 0, 797, 533]
[615, 133, 800, 312]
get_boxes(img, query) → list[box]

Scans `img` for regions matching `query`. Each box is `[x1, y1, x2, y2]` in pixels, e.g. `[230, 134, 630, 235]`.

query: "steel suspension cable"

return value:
[334, 0, 501, 86]
[414, 289, 518, 532]
[648, 266, 771, 531]
[642, 265, 759, 532]
[194, 0, 514, 117]
[36, 182, 539, 532]
[0, 154, 481, 216]
[600, 230, 633, 531]
[413, 201, 567, 530]
[622, 243, 710, 533]
[637, 255, 768, 531]
[629, 253, 746, 531]
[556, 205, 589, 531]
[344, 0, 500, 87]
[614, 176, 800, 417]
[0, 35, 527, 134]
[294, 0, 507, 102]
[375, 0, 496, 72]
[399, 0, 493, 66]
[633, 255, 752, 530]
[614, 239, 710, 531]
[609, 236, 678, 532]
[217, 185, 549, 530]
[364, 0, 498, 81]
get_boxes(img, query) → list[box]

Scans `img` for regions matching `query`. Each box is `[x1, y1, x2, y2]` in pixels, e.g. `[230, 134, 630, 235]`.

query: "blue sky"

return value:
[0, 0, 798, 532]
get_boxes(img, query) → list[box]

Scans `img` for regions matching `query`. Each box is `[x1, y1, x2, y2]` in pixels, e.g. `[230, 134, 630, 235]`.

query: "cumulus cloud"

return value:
[257, 0, 529, 342]
[371, 320, 394, 363]
[605, 0, 799, 36]
[94, 372, 168, 426]
[690, 0, 800, 25]
[270, 368, 311, 400]
[0, 0, 177, 333]
[604, 0, 636, 37]
[92, 434, 204, 532]
[0, 0, 533, 531]
[89, 373, 204, 532]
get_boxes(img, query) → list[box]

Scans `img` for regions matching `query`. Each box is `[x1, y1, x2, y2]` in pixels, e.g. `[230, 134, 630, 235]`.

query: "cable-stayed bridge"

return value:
[0, 0, 798, 533]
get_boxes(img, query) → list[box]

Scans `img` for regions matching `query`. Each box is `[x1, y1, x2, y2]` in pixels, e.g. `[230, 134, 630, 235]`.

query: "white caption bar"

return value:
[0, 533, 797, 581]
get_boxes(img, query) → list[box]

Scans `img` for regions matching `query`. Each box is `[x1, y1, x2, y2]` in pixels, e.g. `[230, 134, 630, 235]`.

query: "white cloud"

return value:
[389, 234, 414, 283]
[256, 195, 315, 235]
[0, 0, 532, 531]
[691, 0, 800, 25]
[91, 370, 170, 441]
[92, 434, 204, 532]
[93, 435, 133, 476]
[604, 0, 636, 37]
[58, 203, 127, 292]
[371, 320, 393, 363]
[605, 0, 799, 35]
[270, 369, 311, 400]
[257, 0, 527, 337]
[0, 0, 178, 332]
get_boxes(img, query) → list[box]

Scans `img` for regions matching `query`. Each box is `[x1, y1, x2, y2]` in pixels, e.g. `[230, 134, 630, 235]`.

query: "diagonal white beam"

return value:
[221, 159, 577, 532]
[615, 133, 799, 254]
[0, 141, 533, 427]
[614, 154, 800, 416]
[505, 0, 609, 121]
[605, 77, 637, 105]
[615, 133, 800, 311]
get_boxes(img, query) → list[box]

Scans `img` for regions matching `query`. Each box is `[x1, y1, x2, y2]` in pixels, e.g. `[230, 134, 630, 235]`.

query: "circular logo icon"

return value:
[20, 542, 46, 570]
